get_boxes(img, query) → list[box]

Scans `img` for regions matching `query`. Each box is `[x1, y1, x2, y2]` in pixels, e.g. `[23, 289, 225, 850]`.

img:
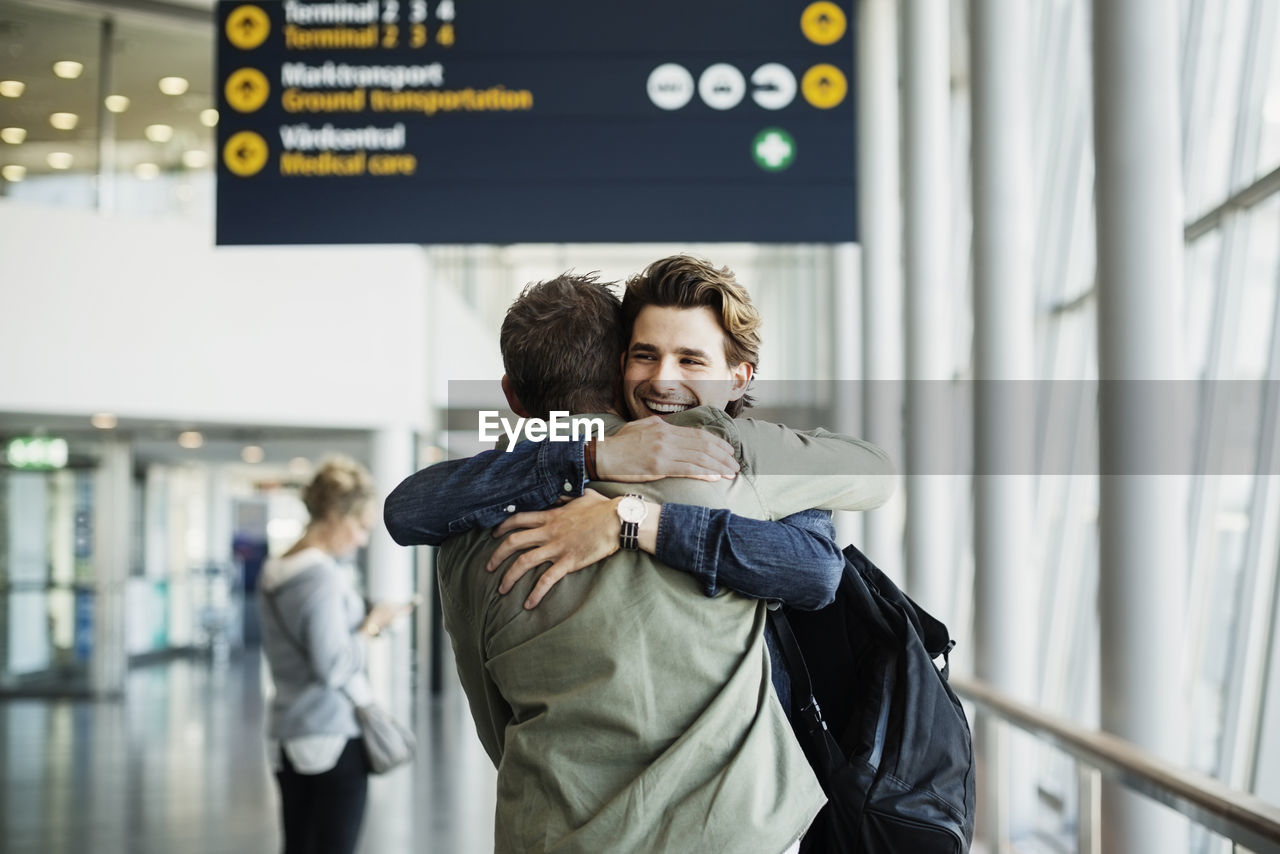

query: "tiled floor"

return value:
[0, 653, 497, 854]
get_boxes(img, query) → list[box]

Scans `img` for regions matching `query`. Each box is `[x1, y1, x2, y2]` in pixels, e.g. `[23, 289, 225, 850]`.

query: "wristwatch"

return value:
[616, 493, 648, 551]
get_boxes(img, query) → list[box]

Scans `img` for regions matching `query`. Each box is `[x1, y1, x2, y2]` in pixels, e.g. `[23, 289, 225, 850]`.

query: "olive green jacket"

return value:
[437, 407, 894, 854]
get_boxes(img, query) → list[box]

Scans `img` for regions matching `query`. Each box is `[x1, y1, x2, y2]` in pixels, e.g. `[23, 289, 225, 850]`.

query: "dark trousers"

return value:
[276, 738, 369, 854]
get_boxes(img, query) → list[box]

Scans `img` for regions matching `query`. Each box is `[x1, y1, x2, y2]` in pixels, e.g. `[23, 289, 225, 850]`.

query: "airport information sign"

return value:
[215, 0, 856, 245]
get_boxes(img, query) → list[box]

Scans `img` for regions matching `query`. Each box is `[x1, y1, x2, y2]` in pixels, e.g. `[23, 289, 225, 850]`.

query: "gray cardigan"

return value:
[258, 549, 370, 741]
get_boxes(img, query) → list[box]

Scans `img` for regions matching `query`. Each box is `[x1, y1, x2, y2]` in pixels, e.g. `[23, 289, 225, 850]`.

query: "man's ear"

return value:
[726, 362, 753, 401]
[501, 375, 530, 418]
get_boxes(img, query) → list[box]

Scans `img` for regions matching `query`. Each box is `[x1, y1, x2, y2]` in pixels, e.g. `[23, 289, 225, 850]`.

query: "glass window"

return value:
[1185, 230, 1224, 380]
[1190, 474, 1252, 774]
[1252, 6, 1280, 180]
[1184, 0, 1252, 216]
[1187, 195, 1279, 784]
[1256, 555, 1280, 802]
[1232, 194, 1280, 379]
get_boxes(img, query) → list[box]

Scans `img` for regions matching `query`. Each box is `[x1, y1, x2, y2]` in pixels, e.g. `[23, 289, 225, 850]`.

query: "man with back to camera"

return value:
[386, 255, 895, 718]
[385, 261, 895, 852]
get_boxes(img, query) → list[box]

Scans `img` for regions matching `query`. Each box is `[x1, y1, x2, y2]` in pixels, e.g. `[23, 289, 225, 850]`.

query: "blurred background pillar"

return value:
[902, 0, 954, 618]
[1092, 0, 1190, 851]
[368, 426, 416, 723]
[971, 0, 1038, 846]
[832, 242, 864, 548]
[92, 438, 130, 697]
[857, 0, 905, 574]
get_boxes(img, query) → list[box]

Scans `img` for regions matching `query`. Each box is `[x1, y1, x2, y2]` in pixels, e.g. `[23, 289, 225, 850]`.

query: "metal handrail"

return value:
[950, 675, 1280, 854]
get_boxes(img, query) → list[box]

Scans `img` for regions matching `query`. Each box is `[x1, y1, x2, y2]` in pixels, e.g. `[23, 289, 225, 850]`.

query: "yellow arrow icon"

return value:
[801, 64, 848, 109]
[225, 68, 269, 113]
[223, 130, 269, 177]
[226, 5, 270, 50]
[801, 2, 847, 46]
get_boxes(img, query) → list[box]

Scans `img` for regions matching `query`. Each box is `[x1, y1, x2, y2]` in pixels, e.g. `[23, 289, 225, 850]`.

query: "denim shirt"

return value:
[384, 430, 848, 713]
[383, 434, 844, 606]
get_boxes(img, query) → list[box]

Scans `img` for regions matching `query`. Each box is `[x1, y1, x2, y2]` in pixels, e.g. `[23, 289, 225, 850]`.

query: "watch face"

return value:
[618, 495, 647, 524]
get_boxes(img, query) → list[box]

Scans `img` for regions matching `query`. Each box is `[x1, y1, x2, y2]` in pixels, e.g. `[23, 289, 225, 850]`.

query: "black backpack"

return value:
[768, 544, 976, 853]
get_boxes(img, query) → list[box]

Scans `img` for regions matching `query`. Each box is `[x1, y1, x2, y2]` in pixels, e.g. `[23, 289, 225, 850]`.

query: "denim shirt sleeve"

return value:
[383, 439, 588, 546]
[654, 506, 842, 610]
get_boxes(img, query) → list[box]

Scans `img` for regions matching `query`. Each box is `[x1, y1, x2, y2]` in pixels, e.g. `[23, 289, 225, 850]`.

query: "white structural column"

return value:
[901, 0, 952, 616]
[367, 426, 417, 722]
[206, 467, 233, 568]
[832, 243, 864, 548]
[970, 0, 1037, 845]
[417, 248, 442, 701]
[1091, 2, 1189, 852]
[92, 438, 131, 697]
[857, 0, 905, 571]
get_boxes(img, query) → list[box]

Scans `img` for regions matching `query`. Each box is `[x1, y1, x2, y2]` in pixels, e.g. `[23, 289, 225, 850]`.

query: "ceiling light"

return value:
[1, 127, 25, 144]
[158, 76, 189, 96]
[145, 124, 174, 143]
[241, 445, 265, 464]
[182, 150, 210, 169]
[50, 112, 78, 130]
[47, 152, 73, 169]
[2, 165, 26, 182]
[90, 413, 118, 429]
[200, 108, 219, 127]
[104, 95, 130, 113]
[177, 431, 203, 449]
[0, 80, 24, 98]
[134, 162, 160, 179]
[52, 61, 84, 80]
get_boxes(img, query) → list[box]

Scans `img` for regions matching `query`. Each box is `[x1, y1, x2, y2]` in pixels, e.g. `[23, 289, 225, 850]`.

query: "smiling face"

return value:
[622, 304, 752, 419]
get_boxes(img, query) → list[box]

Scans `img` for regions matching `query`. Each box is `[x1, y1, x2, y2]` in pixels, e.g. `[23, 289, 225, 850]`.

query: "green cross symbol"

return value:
[753, 128, 795, 171]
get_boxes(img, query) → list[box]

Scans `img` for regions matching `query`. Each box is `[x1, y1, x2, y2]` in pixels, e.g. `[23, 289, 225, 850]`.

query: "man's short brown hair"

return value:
[621, 255, 762, 416]
[500, 273, 623, 419]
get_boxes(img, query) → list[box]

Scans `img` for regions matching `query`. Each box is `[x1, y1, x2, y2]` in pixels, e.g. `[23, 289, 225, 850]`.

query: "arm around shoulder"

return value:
[384, 439, 588, 547]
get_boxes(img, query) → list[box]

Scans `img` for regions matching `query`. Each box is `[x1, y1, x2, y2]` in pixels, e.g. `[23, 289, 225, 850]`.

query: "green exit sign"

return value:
[6, 437, 69, 470]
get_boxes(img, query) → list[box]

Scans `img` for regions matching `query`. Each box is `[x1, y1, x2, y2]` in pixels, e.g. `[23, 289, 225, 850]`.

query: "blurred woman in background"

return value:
[258, 456, 409, 854]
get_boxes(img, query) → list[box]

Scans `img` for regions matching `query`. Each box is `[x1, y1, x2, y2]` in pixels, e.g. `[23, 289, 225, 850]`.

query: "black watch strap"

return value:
[620, 520, 640, 550]
[618, 493, 645, 551]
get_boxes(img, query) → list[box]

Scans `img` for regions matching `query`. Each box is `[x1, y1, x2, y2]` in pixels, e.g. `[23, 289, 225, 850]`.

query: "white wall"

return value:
[0, 202, 432, 431]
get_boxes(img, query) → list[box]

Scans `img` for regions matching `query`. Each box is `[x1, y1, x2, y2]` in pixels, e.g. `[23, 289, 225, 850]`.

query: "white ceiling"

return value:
[0, 2, 368, 470]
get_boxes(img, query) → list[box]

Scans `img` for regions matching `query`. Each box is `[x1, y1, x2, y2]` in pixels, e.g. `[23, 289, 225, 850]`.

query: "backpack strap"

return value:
[768, 608, 838, 757]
